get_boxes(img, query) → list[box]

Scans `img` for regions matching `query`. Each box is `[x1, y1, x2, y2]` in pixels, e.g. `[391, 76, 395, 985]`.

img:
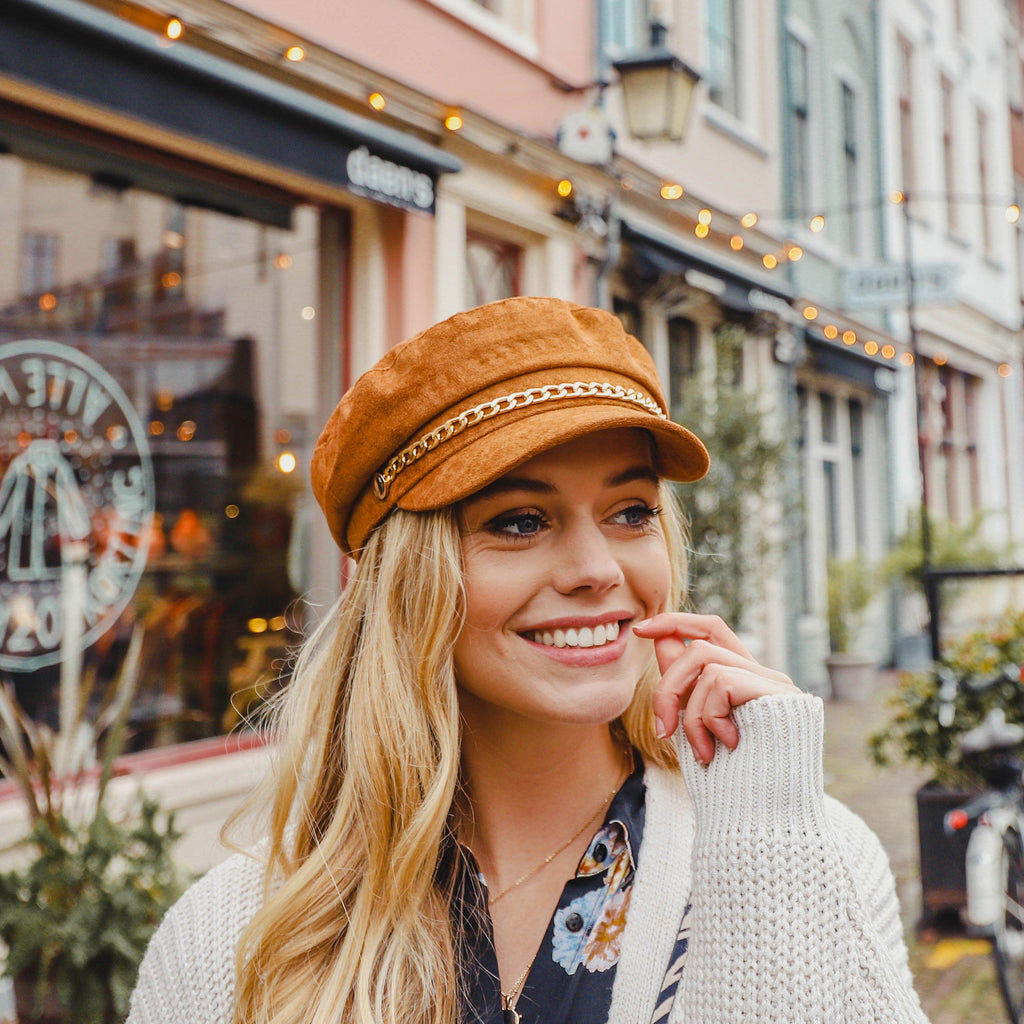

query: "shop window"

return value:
[465, 232, 521, 307]
[667, 316, 698, 420]
[0, 155, 324, 750]
[707, 0, 742, 117]
[820, 391, 837, 444]
[21, 232, 58, 296]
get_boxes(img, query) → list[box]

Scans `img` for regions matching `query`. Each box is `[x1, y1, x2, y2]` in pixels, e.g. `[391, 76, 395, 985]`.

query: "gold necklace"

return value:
[488, 756, 629, 907]
[501, 953, 537, 1024]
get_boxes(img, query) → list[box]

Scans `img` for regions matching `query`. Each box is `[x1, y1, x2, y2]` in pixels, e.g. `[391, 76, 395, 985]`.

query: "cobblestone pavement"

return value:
[824, 673, 1005, 1024]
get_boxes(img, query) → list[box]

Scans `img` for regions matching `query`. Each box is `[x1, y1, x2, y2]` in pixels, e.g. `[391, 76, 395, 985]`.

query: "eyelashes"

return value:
[485, 504, 662, 542]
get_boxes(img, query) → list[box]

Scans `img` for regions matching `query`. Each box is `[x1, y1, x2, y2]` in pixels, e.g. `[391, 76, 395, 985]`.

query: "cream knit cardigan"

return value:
[128, 694, 929, 1024]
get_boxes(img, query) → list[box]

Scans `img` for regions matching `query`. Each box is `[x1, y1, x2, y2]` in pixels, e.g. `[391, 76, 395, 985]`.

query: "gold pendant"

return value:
[502, 1009, 522, 1024]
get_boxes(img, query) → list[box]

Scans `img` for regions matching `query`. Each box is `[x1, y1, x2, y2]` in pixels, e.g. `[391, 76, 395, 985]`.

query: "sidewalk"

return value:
[824, 672, 1003, 1024]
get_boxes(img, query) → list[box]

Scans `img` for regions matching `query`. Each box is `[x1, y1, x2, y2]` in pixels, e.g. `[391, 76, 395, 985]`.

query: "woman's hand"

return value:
[633, 613, 797, 765]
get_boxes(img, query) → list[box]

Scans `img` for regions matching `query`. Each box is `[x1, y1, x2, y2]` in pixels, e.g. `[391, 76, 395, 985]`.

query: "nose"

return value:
[551, 518, 626, 594]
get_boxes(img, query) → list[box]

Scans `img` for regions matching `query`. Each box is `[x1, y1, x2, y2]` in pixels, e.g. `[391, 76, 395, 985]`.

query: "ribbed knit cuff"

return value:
[677, 692, 826, 835]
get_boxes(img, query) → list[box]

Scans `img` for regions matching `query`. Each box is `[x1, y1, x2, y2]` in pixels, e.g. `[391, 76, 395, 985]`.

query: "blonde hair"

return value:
[231, 481, 687, 1024]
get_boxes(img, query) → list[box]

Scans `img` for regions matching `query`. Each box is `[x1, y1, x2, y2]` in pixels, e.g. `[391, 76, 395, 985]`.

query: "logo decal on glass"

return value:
[0, 340, 155, 670]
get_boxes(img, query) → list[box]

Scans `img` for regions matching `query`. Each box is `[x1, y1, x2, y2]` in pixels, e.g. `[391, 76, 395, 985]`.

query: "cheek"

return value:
[639, 540, 673, 614]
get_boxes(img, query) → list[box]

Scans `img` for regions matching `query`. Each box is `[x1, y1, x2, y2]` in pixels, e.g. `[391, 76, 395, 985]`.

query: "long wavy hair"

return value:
[231, 481, 687, 1024]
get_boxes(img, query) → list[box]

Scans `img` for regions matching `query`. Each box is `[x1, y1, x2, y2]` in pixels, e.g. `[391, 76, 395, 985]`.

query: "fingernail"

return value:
[693, 749, 706, 767]
[655, 717, 668, 739]
[634, 618, 651, 631]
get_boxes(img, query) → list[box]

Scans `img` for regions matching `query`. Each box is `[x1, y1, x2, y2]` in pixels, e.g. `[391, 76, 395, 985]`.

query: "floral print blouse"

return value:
[454, 758, 692, 1024]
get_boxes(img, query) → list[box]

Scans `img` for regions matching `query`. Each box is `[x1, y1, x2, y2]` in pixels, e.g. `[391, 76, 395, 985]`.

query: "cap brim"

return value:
[395, 405, 709, 512]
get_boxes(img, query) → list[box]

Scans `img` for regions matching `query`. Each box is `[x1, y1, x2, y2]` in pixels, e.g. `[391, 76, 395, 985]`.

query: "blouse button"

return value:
[565, 912, 585, 933]
[592, 843, 608, 862]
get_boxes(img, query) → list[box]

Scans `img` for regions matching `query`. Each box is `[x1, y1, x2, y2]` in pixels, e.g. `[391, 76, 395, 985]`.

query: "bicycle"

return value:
[944, 664, 1024, 1023]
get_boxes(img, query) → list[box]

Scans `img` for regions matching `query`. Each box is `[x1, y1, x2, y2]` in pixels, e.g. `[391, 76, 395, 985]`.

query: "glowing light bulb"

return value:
[729, 235, 744, 250]
[802, 305, 818, 321]
[557, 179, 573, 198]
[823, 325, 838, 340]
[809, 215, 826, 233]
[285, 45, 305, 62]
[900, 352, 915, 366]
[786, 244, 804, 261]
[842, 330, 857, 345]
[695, 223, 710, 238]
[166, 17, 183, 39]
[277, 451, 297, 473]
[660, 183, 684, 200]
[934, 353, 948, 366]
[445, 113, 463, 131]
[864, 340, 879, 356]
[1007, 204, 1021, 224]
[368, 92, 386, 111]
[888, 190, 905, 204]
[881, 344, 896, 359]
[741, 212, 758, 228]
[999, 363, 1013, 377]
[697, 208, 712, 225]
[762, 253, 778, 269]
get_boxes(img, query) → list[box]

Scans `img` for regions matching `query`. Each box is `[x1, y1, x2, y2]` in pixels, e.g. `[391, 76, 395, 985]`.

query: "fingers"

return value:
[681, 665, 793, 765]
[634, 612, 755, 662]
[635, 614, 797, 762]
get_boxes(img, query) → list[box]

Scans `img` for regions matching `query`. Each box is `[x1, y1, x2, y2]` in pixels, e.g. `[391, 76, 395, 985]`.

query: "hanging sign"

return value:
[0, 340, 155, 670]
[844, 263, 960, 310]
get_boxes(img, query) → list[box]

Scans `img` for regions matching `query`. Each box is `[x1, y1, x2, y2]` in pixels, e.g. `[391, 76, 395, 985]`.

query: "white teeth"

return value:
[529, 622, 621, 649]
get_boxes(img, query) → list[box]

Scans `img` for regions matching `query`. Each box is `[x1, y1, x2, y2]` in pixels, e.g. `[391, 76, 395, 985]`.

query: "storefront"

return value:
[0, 0, 459, 748]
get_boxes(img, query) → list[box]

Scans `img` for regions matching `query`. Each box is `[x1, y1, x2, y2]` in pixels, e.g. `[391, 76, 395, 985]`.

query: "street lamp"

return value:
[612, 19, 701, 143]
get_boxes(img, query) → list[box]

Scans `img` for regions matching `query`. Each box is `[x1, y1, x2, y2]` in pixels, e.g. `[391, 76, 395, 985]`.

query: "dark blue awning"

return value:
[1, 0, 461, 224]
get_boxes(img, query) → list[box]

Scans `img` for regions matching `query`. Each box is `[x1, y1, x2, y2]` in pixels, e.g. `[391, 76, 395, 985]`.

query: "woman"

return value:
[128, 297, 928, 1024]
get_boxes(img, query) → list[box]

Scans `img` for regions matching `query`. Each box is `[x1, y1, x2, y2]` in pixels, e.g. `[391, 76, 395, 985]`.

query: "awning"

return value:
[1, 0, 462, 224]
[621, 219, 796, 318]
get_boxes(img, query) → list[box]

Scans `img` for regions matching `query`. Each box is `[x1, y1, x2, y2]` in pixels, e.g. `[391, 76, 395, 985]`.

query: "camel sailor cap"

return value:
[311, 296, 710, 556]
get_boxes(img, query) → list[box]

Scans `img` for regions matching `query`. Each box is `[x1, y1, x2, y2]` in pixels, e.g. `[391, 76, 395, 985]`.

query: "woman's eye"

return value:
[612, 504, 662, 529]
[489, 511, 547, 537]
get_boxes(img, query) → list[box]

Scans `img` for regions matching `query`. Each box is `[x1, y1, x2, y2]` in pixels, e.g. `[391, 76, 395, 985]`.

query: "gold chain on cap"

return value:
[372, 379, 666, 500]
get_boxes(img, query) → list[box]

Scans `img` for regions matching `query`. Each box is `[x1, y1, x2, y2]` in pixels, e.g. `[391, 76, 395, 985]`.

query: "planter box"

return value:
[916, 782, 980, 926]
[825, 653, 876, 702]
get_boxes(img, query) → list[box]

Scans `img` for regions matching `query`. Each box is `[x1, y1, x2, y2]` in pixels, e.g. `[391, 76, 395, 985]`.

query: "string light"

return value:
[225, 504, 240, 519]
[729, 235, 744, 250]
[900, 352, 915, 366]
[444, 113, 463, 131]
[695, 223, 709, 238]
[284, 45, 305, 62]
[888, 190, 905, 204]
[741, 212, 758, 228]
[842, 330, 857, 345]
[881, 344, 896, 359]
[999, 363, 1014, 377]
[368, 91, 386, 111]
[165, 16, 183, 39]
[823, 324, 839, 340]
[697, 208, 712, 225]
[1006, 204, 1021, 224]
[786, 243, 804, 261]
[934, 353, 948, 365]
[38, 293, 57, 311]
[660, 183, 684, 200]
[809, 215, 826, 232]
[864, 341, 880, 356]
[277, 452, 297, 473]
[762, 253, 778, 269]
[556, 179, 573, 198]
[273, 253, 293, 270]
[802, 305, 818, 321]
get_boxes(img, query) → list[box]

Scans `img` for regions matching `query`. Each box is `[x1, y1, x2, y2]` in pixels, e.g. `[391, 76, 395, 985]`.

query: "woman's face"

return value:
[453, 428, 672, 732]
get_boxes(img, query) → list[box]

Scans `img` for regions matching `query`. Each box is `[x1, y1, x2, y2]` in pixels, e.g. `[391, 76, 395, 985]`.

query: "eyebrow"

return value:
[467, 463, 659, 503]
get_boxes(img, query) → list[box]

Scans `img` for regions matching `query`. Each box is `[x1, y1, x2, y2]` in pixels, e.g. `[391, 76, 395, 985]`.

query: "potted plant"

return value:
[868, 608, 1024, 922]
[0, 626, 189, 1023]
[825, 555, 878, 701]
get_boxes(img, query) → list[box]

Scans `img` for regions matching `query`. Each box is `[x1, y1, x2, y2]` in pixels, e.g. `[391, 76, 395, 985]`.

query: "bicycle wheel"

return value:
[994, 828, 1024, 1024]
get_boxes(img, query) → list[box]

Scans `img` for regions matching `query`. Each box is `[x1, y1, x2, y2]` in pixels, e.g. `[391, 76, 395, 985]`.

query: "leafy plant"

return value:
[868, 608, 1024, 787]
[827, 556, 877, 653]
[882, 508, 1009, 595]
[675, 323, 789, 626]
[0, 624, 189, 1022]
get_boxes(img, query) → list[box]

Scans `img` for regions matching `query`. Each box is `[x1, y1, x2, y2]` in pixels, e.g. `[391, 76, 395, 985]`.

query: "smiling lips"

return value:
[524, 620, 622, 649]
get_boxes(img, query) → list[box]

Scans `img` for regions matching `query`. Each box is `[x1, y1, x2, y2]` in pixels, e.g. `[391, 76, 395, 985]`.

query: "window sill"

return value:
[701, 106, 769, 158]
[425, 0, 539, 61]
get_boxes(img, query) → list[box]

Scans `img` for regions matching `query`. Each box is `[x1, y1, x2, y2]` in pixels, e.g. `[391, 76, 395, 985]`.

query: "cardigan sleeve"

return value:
[673, 692, 928, 1024]
[127, 852, 266, 1024]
